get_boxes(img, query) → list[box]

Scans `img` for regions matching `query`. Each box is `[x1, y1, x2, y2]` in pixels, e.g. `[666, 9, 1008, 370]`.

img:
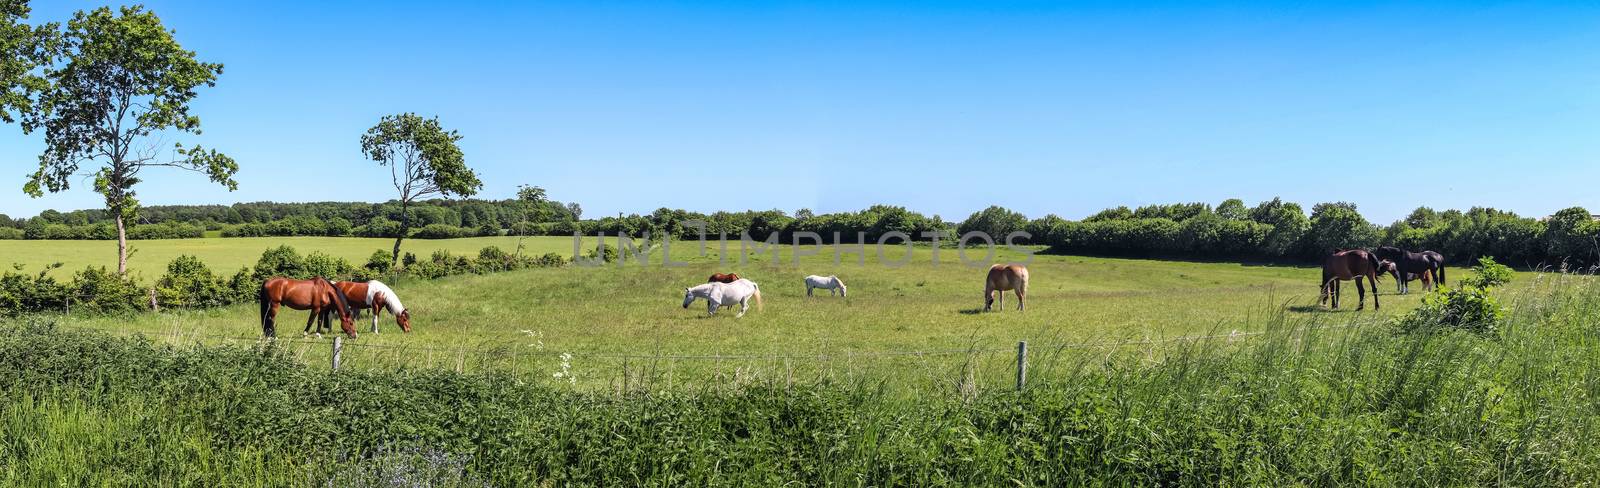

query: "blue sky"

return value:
[2, 1, 1597, 223]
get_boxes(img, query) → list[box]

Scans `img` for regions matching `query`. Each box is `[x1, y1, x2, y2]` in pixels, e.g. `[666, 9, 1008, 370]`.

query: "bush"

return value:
[0, 228, 22, 240]
[67, 266, 147, 314]
[1397, 257, 1510, 335]
[303, 252, 356, 280]
[365, 250, 393, 273]
[411, 224, 465, 239]
[0, 264, 70, 315]
[253, 246, 307, 281]
[1462, 256, 1513, 288]
[156, 255, 230, 308]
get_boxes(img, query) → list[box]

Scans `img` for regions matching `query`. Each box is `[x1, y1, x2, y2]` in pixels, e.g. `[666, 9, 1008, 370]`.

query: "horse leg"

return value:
[371, 306, 381, 334]
[984, 285, 994, 312]
[265, 302, 280, 338]
[737, 298, 748, 318]
[1370, 272, 1380, 310]
[1355, 277, 1367, 310]
[707, 300, 718, 316]
[997, 289, 1004, 312]
[1016, 289, 1025, 311]
[807, 286, 813, 298]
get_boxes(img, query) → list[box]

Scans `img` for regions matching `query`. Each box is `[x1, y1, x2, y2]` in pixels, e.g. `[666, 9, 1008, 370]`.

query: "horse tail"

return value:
[258, 283, 273, 337]
[1367, 252, 1382, 279]
[1435, 257, 1446, 286]
[753, 283, 763, 311]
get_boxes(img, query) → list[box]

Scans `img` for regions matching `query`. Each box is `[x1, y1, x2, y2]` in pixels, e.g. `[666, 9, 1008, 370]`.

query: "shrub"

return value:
[0, 264, 70, 315]
[536, 252, 566, 268]
[0, 228, 22, 240]
[303, 252, 356, 280]
[1396, 256, 1510, 334]
[365, 250, 393, 273]
[1462, 256, 1513, 288]
[412, 224, 465, 239]
[156, 255, 229, 308]
[253, 246, 307, 281]
[67, 266, 147, 314]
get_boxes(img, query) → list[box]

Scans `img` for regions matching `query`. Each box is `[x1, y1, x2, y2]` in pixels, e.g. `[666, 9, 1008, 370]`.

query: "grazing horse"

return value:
[707, 273, 741, 283]
[1321, 250, 1382, 310]
[984, 264, 1029, 312]
[1422, 250, 1446, 286]
[803, 275, 847, 298]
[259, 277, 356, 338]
[323, 280, 412, 334]
[682, 279, 763, 317]
[1383, 262, 1433, 292]
[1373, 246, 1438, 294]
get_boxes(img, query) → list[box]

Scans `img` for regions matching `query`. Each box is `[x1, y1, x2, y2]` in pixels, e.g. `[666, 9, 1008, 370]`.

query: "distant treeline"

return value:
[3, 198, 1597, 267]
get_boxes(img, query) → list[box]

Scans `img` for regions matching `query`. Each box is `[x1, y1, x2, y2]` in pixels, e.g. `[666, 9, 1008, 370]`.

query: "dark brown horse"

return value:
[708, 273, 741, 283]
[259, 277, 356, 338]
[1321, 249, 1382, 310]
[1373, 246, 1439, 294]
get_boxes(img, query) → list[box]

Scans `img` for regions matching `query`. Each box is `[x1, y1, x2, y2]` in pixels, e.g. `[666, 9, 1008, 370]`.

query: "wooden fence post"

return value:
[332, 336, 343, 371]
[1016, 341, 1028, 391]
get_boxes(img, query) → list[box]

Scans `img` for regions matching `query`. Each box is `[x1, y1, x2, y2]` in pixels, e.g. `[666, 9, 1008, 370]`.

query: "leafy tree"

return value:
[1248, 198, 1309, 257]
[566, 202, 582, 221]
[515, 184, 546, 257]
[1543, 206, 1598, 266]
[21, 6, 236, 274]
[1083, 206, 1132, 222]
[1301, 202, 1378, 258]
[1404, 207, 1440, 229]
[1215, 198, 1249, 220]
[361, 113, 481, 265]
[794, 208, 815, 220]
[1, 0, 53, 125]
[957, 205, 1028, 240]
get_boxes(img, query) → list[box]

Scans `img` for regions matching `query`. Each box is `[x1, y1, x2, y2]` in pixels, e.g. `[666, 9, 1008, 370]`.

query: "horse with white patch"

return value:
[803, 275, 847, 298]
[682, 279, 763, 317]
[326, 280, 412, 334]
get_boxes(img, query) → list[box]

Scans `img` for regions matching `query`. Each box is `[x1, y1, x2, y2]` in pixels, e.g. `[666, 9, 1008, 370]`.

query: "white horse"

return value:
[803, 275, 847, 298]
[682, 279, 763, 317]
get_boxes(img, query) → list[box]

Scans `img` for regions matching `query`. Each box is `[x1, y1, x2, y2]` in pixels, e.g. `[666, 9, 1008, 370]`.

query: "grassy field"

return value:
[18, 236, 1490, 391]
[0, 236, 576, 278]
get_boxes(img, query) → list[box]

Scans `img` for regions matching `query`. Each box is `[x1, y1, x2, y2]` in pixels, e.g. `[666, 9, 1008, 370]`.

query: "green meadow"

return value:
[16, 236, 1483, 391]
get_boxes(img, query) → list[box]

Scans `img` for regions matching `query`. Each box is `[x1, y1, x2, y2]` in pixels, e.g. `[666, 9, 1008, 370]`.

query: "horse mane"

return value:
[321, 277, 353, 318]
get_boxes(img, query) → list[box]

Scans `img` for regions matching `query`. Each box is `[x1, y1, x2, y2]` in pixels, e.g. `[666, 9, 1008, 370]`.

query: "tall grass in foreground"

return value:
[1, 273, 1598, 485]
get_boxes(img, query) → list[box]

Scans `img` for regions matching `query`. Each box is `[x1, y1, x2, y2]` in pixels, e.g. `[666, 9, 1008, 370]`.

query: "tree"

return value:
[957, 205, 1028, 240]
[515, 184, 546, 257]
[361, 113, 481, 265]
[21, 6, 236, 274]
[1301, 202, 1378, 258]
[565, 202, 582, 221]
[1215, 199, 1249, 220]
[2, 0, 54, 124]
[1248, 198, 1309, 257]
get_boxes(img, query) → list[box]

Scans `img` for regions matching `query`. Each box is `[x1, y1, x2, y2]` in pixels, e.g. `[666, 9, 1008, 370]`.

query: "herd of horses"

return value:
[1320, 246, 1448, 310]
[683, 263, 1032, 317]
[256, 246, 1427, 338]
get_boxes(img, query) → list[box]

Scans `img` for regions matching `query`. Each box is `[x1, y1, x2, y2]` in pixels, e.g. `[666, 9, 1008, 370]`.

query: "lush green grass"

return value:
[1, 270, 1596, 485]
[29, 236, 1491, 391]
[0, 236, 575, 278]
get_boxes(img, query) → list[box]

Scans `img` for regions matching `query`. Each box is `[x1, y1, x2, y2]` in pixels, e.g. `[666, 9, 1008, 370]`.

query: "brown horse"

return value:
[708, 273, 741, 283]
[324, 280, 412, 334]
[984, 264, 1029, 312]
[1321, 250, 1382, 310]
[259, 277, 356, 338]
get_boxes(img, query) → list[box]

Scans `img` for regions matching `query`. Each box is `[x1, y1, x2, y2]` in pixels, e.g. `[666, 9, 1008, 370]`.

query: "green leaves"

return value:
[361, 113, 482, 202]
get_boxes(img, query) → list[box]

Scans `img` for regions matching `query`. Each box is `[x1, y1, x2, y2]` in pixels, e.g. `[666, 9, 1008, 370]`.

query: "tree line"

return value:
[7, 196, 1596, 268]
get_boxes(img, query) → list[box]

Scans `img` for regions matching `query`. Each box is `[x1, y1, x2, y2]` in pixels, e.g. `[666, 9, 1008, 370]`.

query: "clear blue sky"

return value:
[2, 1, 1597, 224]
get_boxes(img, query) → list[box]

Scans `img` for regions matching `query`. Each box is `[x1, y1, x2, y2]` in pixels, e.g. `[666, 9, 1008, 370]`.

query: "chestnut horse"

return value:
[259, 277, 356, 338]
[708, 273, 740, 283]
[323, 280, 413, 334]
[984, 264, 1029, 312]
[1321, 249, 1382, 310]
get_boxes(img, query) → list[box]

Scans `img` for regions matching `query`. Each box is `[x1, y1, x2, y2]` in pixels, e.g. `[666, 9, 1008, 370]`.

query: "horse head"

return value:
[321, 277, 357, 337]
[395, 308, 412, 332]
[682, 287, 694, 308]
